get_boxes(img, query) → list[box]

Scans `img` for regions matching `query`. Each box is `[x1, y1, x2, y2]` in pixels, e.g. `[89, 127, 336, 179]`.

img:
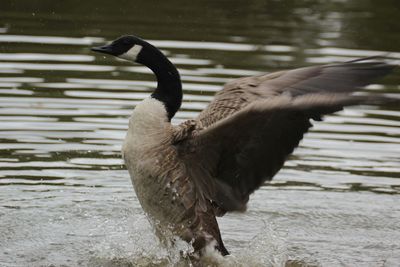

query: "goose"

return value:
[91, 36, 395, 257]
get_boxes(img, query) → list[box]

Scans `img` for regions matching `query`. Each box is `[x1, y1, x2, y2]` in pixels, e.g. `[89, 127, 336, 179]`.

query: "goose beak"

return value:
[91, 44, 114, 55]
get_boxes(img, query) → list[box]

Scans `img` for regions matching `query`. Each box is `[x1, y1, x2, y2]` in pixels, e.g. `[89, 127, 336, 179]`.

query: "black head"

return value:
[91, 35, 146, 59]
[91, 35, 182, 121]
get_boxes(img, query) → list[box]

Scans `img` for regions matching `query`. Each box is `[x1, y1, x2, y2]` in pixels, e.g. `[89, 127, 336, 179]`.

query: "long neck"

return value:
[137, 45, 182, 121]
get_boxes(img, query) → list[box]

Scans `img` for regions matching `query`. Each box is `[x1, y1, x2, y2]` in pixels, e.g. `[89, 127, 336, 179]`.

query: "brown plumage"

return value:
[187, 58, 395, 215]
[92, 36, 396, 259]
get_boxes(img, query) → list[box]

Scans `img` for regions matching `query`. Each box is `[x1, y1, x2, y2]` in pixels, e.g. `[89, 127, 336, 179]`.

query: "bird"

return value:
[91, 35, 395, 258]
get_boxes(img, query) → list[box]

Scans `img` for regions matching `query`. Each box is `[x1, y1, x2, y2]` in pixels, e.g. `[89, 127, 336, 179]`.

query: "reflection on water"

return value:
[0, 0, 400, 266]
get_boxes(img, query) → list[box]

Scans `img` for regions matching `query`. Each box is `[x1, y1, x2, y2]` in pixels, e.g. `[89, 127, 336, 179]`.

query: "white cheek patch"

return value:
[119, 44, 143, 61]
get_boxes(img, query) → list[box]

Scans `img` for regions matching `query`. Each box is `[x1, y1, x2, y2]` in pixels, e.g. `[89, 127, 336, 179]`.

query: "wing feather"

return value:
[180, 57, 395, 215]
[197, 57, 394, 128]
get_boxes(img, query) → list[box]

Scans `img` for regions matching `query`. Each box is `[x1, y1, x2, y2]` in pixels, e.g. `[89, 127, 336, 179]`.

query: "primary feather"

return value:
[179, 57, 395, 216]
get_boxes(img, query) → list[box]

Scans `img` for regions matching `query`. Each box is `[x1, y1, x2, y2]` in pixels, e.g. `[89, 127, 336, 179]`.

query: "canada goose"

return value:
[91, 36, 395, 257]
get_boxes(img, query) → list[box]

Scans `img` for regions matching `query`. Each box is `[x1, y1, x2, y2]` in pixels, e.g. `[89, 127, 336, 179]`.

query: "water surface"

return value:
[1, 1, 400, 266]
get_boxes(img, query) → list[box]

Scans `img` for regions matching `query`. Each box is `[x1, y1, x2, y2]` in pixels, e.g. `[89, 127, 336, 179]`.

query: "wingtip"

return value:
[344, 55, 398, 71]
[345, 55, 389, 63]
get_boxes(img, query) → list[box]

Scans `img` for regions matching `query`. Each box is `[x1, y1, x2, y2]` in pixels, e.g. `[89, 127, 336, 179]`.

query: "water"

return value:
[1, 0, 400, 266]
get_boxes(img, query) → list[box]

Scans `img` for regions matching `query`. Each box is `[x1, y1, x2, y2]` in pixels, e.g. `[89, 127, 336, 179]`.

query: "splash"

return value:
[89, 215, 292, 267]
[197, 221, 289, 267]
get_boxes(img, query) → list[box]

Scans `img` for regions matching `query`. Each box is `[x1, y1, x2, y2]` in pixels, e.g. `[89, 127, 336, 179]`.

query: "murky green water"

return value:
[1, 1, 400, 266]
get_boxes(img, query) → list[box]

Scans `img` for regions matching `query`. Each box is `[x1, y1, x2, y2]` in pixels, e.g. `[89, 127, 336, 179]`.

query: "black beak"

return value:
[91, 44, 115, 55]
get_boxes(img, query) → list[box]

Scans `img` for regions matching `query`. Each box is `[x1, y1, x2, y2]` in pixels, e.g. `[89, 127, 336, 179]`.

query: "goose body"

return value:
[92, 36, 395, 257]
[122, 97, 228, 254]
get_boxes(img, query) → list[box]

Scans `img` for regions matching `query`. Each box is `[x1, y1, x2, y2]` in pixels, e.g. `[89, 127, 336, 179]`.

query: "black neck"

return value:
[137, 44, 182, 121]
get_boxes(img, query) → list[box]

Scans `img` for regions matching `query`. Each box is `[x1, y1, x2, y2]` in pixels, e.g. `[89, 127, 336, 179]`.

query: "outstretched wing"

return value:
[181, 57, 395, 215]
[196, 57, 394, 128]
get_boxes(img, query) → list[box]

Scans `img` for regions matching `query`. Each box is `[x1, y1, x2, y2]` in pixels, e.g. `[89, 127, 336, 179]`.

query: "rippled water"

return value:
[1, 1, 400, 266]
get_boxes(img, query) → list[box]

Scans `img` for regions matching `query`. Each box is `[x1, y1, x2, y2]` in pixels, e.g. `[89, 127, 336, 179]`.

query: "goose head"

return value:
[91, 36, 183, 121]
[91, 35, 146, 62]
